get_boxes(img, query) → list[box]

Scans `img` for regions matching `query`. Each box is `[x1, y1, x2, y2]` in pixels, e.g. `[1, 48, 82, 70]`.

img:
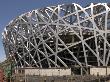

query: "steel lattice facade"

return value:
[2, 3, 110, 69]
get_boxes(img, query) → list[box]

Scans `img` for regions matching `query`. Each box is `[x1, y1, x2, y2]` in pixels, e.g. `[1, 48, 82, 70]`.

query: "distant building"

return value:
[0, 69, 4, 82]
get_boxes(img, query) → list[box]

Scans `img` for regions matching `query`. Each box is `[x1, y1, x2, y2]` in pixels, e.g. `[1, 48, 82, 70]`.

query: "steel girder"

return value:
[2, 3, 110, 69]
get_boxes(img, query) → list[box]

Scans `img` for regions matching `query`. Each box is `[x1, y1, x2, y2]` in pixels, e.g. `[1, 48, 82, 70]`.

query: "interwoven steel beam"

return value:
[2, 3, 110, 69]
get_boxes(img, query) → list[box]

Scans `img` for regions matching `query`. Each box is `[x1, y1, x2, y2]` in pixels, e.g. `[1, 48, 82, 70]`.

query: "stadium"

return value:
[2, 3, 110, 75]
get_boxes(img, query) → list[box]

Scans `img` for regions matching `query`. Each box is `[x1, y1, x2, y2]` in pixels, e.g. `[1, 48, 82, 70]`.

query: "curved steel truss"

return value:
[2, 3, 110, 68]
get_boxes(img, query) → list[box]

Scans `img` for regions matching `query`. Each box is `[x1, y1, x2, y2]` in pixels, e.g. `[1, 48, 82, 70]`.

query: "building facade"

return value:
[2, 3, 110, 73]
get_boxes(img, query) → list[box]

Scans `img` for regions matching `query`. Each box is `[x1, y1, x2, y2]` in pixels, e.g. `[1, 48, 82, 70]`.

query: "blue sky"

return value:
[0, 0, 109, 62]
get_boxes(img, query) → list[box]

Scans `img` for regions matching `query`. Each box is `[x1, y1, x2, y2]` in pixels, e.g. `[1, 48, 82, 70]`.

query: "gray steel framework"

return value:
[2, 3, 110, 69]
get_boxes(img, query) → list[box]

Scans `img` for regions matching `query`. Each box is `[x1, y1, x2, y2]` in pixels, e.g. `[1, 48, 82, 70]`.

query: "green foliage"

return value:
[0, 57, 15, 77]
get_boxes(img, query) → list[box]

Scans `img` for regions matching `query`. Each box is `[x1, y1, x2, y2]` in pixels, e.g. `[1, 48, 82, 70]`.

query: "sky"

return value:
[0, 0, 109, 62]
